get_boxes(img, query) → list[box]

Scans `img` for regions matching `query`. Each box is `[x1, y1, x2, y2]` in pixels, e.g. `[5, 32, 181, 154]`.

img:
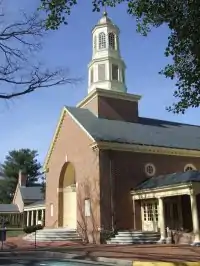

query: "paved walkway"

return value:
[2, 236, 200, 262]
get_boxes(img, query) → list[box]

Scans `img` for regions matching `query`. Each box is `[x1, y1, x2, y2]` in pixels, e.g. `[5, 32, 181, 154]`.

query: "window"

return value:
[90, 68, 93, 84]
[93, 35, 96, 50]
[50, 203, 54, 217]
[121, 69, 125, 83]
[145, 163, 156, 177]
[99, 32, 106, 49]
[184, 164, 196, 172]
[143, 202, 158, 222]
[84, 199, 91, 217]
[98, 64, 105, 81]
[108, 32, 115, 49]
[112, 64, 119, 80]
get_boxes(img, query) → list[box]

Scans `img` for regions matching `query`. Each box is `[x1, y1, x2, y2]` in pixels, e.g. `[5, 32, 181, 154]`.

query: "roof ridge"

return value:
[139, 116, 200, 128]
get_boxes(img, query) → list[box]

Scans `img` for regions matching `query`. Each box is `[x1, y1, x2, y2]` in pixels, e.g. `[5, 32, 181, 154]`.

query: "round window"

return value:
[184, 164, 196, 172]
[145, 163, 156, 177]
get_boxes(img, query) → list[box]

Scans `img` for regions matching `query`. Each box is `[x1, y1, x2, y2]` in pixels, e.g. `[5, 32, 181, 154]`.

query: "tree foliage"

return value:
[0, 149, 42, 203]
[40, 0, 200, 114]
[0, 2, 78, 100]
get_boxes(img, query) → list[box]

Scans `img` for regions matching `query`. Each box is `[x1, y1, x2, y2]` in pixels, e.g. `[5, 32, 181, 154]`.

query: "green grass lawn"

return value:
[3, 228, 24, 238]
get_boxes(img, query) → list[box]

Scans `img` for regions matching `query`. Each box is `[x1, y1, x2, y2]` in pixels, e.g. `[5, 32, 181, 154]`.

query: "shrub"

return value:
[23, 224, 43, 234]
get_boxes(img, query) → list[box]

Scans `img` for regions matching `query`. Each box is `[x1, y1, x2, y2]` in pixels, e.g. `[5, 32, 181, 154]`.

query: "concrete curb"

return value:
[96, 256, 132, 266]
[132, 262, 200, 266]
[98, 257, 200, 266]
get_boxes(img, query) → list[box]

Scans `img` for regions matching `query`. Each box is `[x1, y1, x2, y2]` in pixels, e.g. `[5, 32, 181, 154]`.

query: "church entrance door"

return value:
[141, 200, 159, 232]
[63, 186, 77, 229]
[58, 162, 77, 229]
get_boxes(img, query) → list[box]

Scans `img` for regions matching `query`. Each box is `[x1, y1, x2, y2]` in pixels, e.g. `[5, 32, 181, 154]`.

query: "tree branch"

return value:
[0, 4, 78, 100]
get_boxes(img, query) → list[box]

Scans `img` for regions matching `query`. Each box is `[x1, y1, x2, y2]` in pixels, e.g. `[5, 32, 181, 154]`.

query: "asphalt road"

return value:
[0, 257, 107, 266]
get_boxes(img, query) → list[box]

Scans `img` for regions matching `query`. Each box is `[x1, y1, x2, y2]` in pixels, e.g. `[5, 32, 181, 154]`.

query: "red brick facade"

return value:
[45, 90, 200, 243]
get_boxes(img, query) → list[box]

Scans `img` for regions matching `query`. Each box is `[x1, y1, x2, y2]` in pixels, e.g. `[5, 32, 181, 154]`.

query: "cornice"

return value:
[88, 56, 126, 68]
[90, 141, 200, 158]
[77, 88, 141, 108]
[43, 107, 66, 171]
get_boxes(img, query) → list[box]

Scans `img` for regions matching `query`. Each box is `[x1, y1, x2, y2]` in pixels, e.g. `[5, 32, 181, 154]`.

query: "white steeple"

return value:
[88, 11, 127, 94]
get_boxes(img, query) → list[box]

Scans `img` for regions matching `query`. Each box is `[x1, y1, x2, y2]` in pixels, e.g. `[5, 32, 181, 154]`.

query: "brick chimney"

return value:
[18, 170, 27, 187]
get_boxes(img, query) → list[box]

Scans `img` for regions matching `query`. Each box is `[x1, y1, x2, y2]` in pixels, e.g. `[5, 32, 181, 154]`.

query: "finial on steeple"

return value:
[103, 2, 107, 17]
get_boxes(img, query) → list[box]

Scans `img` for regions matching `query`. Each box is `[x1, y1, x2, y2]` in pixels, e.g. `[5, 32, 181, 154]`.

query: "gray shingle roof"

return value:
[26, 200, 45, 207]
[0, 204, 19, 213]
[20, 187, 44, 201]
[134, 170, 200, 190]
[66, 106, 200, 150]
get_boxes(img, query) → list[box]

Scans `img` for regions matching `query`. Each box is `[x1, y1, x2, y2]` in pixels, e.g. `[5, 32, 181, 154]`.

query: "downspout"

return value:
[109, 150, 115, 231]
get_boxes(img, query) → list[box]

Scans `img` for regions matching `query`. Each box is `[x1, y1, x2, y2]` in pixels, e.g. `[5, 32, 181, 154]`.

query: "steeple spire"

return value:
[103, 3, 107, 17]
[88, 13, 127, 94]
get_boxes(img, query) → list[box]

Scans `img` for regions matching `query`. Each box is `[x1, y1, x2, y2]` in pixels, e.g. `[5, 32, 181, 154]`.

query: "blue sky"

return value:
[1, 1, 199, 164]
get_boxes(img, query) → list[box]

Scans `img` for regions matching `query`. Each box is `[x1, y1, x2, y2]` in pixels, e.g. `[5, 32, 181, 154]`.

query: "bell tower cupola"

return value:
[88, 11, 127, 94]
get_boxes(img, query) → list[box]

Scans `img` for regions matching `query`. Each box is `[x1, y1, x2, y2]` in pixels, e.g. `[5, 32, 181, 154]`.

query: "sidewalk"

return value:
[2, 236, 200, 264]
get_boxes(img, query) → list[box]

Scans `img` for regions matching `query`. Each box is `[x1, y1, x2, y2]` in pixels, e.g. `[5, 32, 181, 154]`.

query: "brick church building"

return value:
[44, 12, 200, 244]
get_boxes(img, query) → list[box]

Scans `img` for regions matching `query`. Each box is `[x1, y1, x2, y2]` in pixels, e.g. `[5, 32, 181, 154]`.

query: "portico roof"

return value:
[135, 170, 200, 191]
[131, 171, 200, 200]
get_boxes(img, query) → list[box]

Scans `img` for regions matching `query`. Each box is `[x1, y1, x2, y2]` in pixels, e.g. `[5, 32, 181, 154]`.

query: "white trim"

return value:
[24, 205, 45, 211]
[145, 163, 156, 177]
[131, 184, 192, 200]
[184, 163, 197, 172]
[77, 88, 141, 108]
[64, 107, 95, 142]
[91, 141, 200, 158]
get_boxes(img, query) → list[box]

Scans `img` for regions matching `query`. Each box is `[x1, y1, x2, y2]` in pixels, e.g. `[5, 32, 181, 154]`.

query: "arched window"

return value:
[50, 203, 54, 217]
[99, 32, 106, 49]
[108, 32, 115, 49]
[112, 64, 119, 80]
[184, 164, 196, 172]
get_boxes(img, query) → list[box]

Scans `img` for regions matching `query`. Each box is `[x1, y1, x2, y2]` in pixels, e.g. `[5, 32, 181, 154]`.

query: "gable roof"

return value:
[134, 170, 200, 191]
[20, 186, 43, 202]
[43, 107, 95, 170]
[65, 106, 200, 151]
[44, 105, 200, 169]
[0, 204, 19, 213]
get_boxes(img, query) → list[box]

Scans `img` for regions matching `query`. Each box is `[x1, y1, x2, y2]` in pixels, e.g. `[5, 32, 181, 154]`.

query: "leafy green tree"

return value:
[1, 149, 42, 203]
[40, 0, 200, 114]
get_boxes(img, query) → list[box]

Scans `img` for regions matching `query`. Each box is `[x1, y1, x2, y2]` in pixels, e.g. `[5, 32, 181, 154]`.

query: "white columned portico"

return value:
[31, 211, 34, 226]
[190, 192, 200, 244]
[158, 197, 166, 242]
[41, 209, 44, 224]
[36, 210, 39, 225]
[26, 211, 29, 226]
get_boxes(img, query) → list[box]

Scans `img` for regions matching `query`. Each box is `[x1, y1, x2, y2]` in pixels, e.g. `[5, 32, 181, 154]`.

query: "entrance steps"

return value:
[23, 228, 82, 242]
[106, 230, 160, 245]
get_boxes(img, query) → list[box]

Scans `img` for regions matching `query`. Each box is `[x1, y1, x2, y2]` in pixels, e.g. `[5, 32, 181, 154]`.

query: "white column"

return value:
[158, 197, 166, 241]
[41, 209, 44, 221]
[31, 211, 34, 226]
[26, 211, 29, 226]
[190, 192, 200, 243]
[41, 209, 45, 226]
[132, 199, 136, 230]
[36, 210, 39, 225]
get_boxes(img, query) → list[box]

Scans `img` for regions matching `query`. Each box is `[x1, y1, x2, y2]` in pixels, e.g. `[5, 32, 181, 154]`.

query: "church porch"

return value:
[24, 201, 45, 227]
[131, 171, 200, 245]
